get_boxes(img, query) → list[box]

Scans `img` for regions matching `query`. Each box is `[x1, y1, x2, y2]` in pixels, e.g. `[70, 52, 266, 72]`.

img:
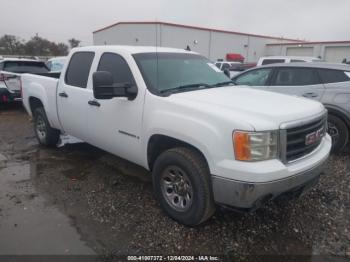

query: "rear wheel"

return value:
[152, 147, 215, 226]
[33, 107, 60, 146]
[328, 114, 349, 153]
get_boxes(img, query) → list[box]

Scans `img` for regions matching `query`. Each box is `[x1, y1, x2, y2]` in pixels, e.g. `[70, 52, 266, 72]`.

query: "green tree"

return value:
[68, 38, 81, 49]
[24, 35, 52, 56]
[0, 34, 70, 56]
[0, 35, 24, 55]
[56, 43, 69, 56]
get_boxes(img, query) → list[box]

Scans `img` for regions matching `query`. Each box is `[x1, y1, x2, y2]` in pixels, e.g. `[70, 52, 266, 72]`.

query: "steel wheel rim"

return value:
[160, 166, 193, 212]
[36, 115, 46, 141]
[328, 122, 339, 145]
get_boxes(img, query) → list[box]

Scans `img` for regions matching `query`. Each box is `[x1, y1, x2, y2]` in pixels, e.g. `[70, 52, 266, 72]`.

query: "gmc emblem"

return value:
[305, 126, 324, 146]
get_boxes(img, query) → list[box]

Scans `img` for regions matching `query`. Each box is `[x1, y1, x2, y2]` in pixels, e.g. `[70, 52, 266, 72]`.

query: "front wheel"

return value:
[33, 107, 60, 147]
[328, 114, 349, 153]
[152, 147, 215, 226]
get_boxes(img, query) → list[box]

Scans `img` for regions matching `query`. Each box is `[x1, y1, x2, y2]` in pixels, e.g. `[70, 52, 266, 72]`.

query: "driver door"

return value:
[85, 52, 145, 165]
[268, 67, 325, 101]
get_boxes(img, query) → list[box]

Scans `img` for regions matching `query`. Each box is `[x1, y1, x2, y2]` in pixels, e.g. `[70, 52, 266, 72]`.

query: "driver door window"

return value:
[97, 53, 136, 86]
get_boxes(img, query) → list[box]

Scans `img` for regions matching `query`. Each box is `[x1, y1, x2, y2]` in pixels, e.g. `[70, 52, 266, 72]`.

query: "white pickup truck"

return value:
[21, 46, 331, 226]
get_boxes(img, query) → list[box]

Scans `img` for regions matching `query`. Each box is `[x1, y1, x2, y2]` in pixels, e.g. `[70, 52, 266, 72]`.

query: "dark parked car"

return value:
[0, 59, 49, 103]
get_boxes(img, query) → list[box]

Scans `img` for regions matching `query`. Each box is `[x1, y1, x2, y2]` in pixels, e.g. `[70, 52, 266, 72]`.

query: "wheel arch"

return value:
[325, 104, 350, 129]
[147, 134, 211, 173]
[29, 96, 44, 115]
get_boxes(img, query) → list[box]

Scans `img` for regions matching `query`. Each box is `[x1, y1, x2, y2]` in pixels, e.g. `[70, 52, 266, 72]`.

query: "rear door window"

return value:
[273, 68, 320, 86]
[234, 68, 272, 86]
[65, 52, 95, 88]
[317, 69, 350, 83]
[261, 59, 285, 65]
[221, 63, 230, 71]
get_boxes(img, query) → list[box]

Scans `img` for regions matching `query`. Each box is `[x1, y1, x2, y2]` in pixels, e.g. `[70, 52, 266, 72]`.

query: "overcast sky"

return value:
[1, 0, 349, 45]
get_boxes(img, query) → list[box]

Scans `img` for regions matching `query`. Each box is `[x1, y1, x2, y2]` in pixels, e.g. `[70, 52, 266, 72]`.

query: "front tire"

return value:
[33, 107, 60, 147]
[152, 147, 215, 226]
[328, 114, 349, 153]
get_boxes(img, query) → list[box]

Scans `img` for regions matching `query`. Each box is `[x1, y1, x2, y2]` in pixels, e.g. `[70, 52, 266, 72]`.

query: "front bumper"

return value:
[211, 135, 331, 209]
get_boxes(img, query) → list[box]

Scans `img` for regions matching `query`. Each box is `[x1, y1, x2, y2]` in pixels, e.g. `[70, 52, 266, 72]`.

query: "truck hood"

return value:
[168, 86, 325, 130]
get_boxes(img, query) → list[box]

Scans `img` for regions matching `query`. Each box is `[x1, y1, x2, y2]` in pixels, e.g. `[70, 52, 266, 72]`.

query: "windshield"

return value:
[4, 61, 49, 74]
[49, 59, 66, 72]
[133, 52, 231, 94]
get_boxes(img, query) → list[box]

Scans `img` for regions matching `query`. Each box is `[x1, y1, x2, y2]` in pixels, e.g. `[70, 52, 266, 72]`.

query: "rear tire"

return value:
[328, 114, 349, 153]
[152, 147, 215, 226]
[33, 107, 60, 147]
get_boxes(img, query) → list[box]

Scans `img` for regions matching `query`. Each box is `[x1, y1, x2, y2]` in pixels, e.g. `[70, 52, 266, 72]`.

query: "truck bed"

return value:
[21, 73, 61, 130]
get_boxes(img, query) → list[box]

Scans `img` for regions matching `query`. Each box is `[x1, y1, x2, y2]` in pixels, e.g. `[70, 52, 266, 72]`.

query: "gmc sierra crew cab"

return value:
[21, 46, 332, 226]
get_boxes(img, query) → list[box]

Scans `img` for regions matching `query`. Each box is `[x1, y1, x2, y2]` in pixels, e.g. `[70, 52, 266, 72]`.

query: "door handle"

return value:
[58, 92, 68, 98]
[302, 92, 318, 98]
[88, 100, 101, 107]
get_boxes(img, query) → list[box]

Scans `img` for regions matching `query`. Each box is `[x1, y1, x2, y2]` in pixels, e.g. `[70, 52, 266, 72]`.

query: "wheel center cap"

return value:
[174, 181, 187, 196]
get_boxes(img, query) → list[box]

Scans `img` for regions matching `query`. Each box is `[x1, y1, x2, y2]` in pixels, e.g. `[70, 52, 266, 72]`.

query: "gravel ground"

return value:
[0, 103, 349, 258]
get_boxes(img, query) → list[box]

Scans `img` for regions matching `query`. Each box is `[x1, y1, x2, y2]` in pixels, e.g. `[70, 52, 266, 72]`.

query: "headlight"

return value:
[233, 131, 278, 161]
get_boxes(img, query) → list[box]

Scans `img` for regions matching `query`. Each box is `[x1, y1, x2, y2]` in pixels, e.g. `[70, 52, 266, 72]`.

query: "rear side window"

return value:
[3, 61, 49, 74]
[97, 53, 135, 85]
[273, 68, 319, 86]
[291, 59, 306, 63]
[261, 59, 285, 65]
[317, 69, 350, 84]
[234, 68, 272, 86]
[221, 63, 230, 70]
[65, 52, 95, 88]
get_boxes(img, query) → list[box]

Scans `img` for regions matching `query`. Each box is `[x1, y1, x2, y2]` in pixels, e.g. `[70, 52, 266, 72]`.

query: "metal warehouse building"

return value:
[266, 41, 350, 63]
[93, 21, 301, 63]
[93, 21, 350, 63]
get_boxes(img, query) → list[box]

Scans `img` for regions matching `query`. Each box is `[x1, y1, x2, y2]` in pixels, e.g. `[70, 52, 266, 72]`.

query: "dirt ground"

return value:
[0, 103, 349, 259]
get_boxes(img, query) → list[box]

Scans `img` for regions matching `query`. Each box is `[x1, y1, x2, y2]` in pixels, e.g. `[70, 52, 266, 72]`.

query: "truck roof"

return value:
[74, 45, 198, 55]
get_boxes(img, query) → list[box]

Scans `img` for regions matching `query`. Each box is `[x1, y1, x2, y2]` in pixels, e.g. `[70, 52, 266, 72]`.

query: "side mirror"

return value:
[92, 71, 138, 100]
[223, 69, 230, 78]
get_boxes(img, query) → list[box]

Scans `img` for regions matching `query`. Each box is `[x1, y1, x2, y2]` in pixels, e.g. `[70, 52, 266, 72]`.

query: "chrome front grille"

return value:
[281, 113, 327, 163]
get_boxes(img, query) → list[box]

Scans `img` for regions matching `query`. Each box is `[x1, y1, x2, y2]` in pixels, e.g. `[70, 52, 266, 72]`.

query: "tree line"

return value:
[0, 34, 81, 57]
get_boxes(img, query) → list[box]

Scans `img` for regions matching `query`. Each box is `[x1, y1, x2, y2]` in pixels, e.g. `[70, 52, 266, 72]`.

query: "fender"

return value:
[143, 110, 235, 174]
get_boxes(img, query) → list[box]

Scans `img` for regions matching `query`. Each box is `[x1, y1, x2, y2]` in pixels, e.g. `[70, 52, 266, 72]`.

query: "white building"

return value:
[93, 21, 300, 63]
[265, 41, 350, 63]
[93, 21, 350, 63]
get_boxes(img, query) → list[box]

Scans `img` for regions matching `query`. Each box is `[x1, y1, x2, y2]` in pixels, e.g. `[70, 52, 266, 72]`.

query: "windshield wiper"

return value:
[159, 83, 213, 94]
[213, 81, 235, 87]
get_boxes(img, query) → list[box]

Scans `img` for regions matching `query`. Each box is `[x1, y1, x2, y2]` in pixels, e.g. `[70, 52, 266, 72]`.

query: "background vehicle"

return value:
[215, 61, 241, 71]
[215, 61, 256, 78]
[0, 58, 49, 103]
[257, 56, 322, 66]
[46, 57, 67, 73]
[21, 46, 331, 226]
[228, 63, 256, 77]
[232, 62, 350, 152]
